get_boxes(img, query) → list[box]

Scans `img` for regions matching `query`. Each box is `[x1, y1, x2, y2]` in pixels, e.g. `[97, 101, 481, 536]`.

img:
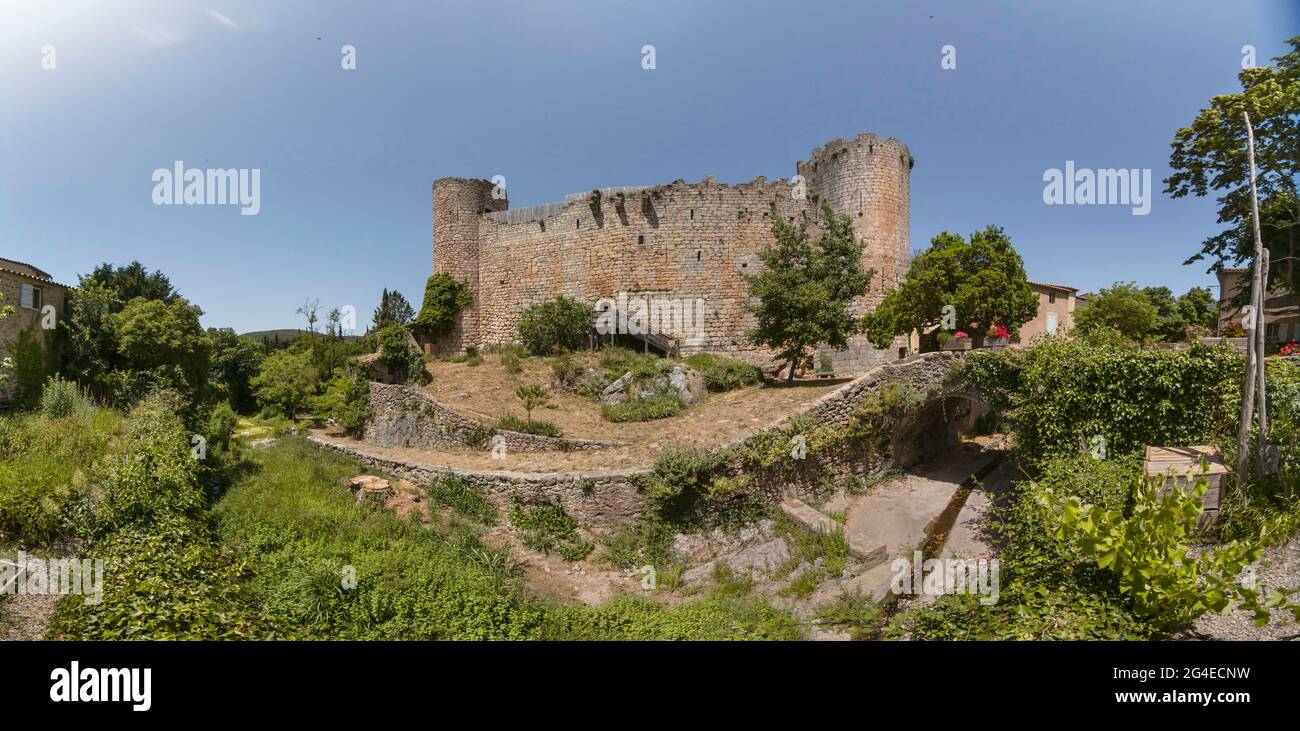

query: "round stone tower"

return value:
[796, 133, 913, 313]
[432, 177, 506, 352]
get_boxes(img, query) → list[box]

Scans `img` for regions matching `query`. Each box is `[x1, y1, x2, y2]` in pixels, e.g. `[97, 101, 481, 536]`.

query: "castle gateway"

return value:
[431, 132, 913, 376]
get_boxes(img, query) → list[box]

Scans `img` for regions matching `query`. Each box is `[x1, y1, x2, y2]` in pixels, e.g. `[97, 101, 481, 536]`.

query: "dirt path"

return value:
[0, 594, 59, 641]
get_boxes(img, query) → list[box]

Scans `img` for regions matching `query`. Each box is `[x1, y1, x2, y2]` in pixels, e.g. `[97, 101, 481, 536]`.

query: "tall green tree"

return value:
[1073, 282, 1160, 342]
[1166, 37, 1300, 297]
[84, 261, 178, 303]
[207, 328, 265, 411]
[111, 297, 212, 398]
[372, 289, 415, 330]
[251, 348, 319, 418]
[744, 203, 870, 381]
[1176, 286, 1218, 331]
[861, 226, 1037, 348]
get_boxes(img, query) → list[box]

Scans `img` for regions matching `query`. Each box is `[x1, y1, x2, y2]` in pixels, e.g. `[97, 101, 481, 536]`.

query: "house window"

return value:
[20, 283, 41, 310]
[1046, 312, 1058, 335]
[1048, 292, 1056, 304]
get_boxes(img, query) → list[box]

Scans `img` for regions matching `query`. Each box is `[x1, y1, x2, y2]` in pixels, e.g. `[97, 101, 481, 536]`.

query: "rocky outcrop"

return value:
[596, 364, 707, 405]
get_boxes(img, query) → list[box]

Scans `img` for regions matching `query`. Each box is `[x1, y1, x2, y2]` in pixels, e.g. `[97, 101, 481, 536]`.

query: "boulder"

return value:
[596, 365, 707, 406]
[682, 537, 792, 584]
[597, 371, 637, 405]
[668, 364, 707, 405]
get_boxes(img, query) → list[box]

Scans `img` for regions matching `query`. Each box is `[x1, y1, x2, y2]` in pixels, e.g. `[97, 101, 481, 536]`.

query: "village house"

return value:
[1216, 267, 1300, 350]
[1014, 282, 1078, 343]
[0, 257, 69, 403]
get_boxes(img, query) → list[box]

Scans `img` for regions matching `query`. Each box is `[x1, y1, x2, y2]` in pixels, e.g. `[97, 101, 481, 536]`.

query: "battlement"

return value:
[799, 132, 913, 173]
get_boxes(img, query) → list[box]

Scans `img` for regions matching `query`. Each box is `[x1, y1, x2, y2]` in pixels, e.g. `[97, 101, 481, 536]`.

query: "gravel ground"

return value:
[0, 592, 60, 641]
[1184, 538, 1300, 641]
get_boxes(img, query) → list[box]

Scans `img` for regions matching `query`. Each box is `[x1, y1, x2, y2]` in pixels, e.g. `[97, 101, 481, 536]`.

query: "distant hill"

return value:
[241, 329, 363, 343]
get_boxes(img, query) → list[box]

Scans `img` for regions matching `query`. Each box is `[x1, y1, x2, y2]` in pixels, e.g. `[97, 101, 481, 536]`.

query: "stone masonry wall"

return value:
[364, 382, 621, 453]
[311, 435, 647, 529]
[0, 272, 66, 402]
[323, 353, 967, 531]
[433, 132, 913, 376]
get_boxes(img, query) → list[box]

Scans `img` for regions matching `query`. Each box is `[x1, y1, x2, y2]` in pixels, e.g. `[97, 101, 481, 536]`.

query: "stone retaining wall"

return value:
[329, 353, 969, 530]
[310, 436, 647, 529]
[365, 382, 621, 453]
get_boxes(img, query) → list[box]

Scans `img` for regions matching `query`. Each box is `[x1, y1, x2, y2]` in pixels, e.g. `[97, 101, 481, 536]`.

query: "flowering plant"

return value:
[1280, 342, 1299, 358]
[986, 324, 1009, 339]
[953, 331, 969, 339]
[1222, 323, 1246, 338]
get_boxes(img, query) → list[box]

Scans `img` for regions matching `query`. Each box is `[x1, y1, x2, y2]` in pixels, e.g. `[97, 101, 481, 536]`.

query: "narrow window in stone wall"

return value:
[539, 220, 545, 232]
[696, 250, 701, 262]
[689, 209, 694, 220]
[576, 218, 580, 229]
[20, 283, 40, 310]
[638, 235, 645, 247]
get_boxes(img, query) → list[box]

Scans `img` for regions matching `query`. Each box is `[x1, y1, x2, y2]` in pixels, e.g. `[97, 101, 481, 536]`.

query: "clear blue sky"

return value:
[2, 0, 1297, 333]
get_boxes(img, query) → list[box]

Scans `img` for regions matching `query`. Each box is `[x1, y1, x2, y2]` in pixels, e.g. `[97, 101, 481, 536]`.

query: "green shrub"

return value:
[961, 340, 1240, 466]
[601, 394, 685, 422]
[7, 325, 58, 408]
[598, 345, 670, 382]
[550, 353, 585, 390]
[39, 375, 95, 420]
[206, 401, 239, 453]
[517, 296, 592, 355]
[308, 373, 371, 435]
[85, 392, 206, 539]
[779, 566, 827, 598]
[47, 516, 266, 640]
[887, 585, 1152, 641]
[508, 498, 593, 561]
[500, 351, 523, 374]
[492, 414, 562, 437]
[636, 444, 767, 528]
[1042, 470, 1296, 632]
[596, 518, 679, 571]
[777, 519, 848, 578]
[377, 324, 428, 385]
[542, 594, 801, 640]
[425, 473, 498, 525]
[252, 348, 319, 418]
[214, 437, 547, 639]
[684, 352, 762, 392]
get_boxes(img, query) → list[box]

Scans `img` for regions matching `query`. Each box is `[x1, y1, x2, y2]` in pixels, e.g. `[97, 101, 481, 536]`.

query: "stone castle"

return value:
[431, 132, 913, 375]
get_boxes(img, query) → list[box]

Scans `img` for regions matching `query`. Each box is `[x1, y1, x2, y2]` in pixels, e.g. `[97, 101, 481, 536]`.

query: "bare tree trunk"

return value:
[1236, 111, 1266, 482]
[1257, 249, 1274, 473]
